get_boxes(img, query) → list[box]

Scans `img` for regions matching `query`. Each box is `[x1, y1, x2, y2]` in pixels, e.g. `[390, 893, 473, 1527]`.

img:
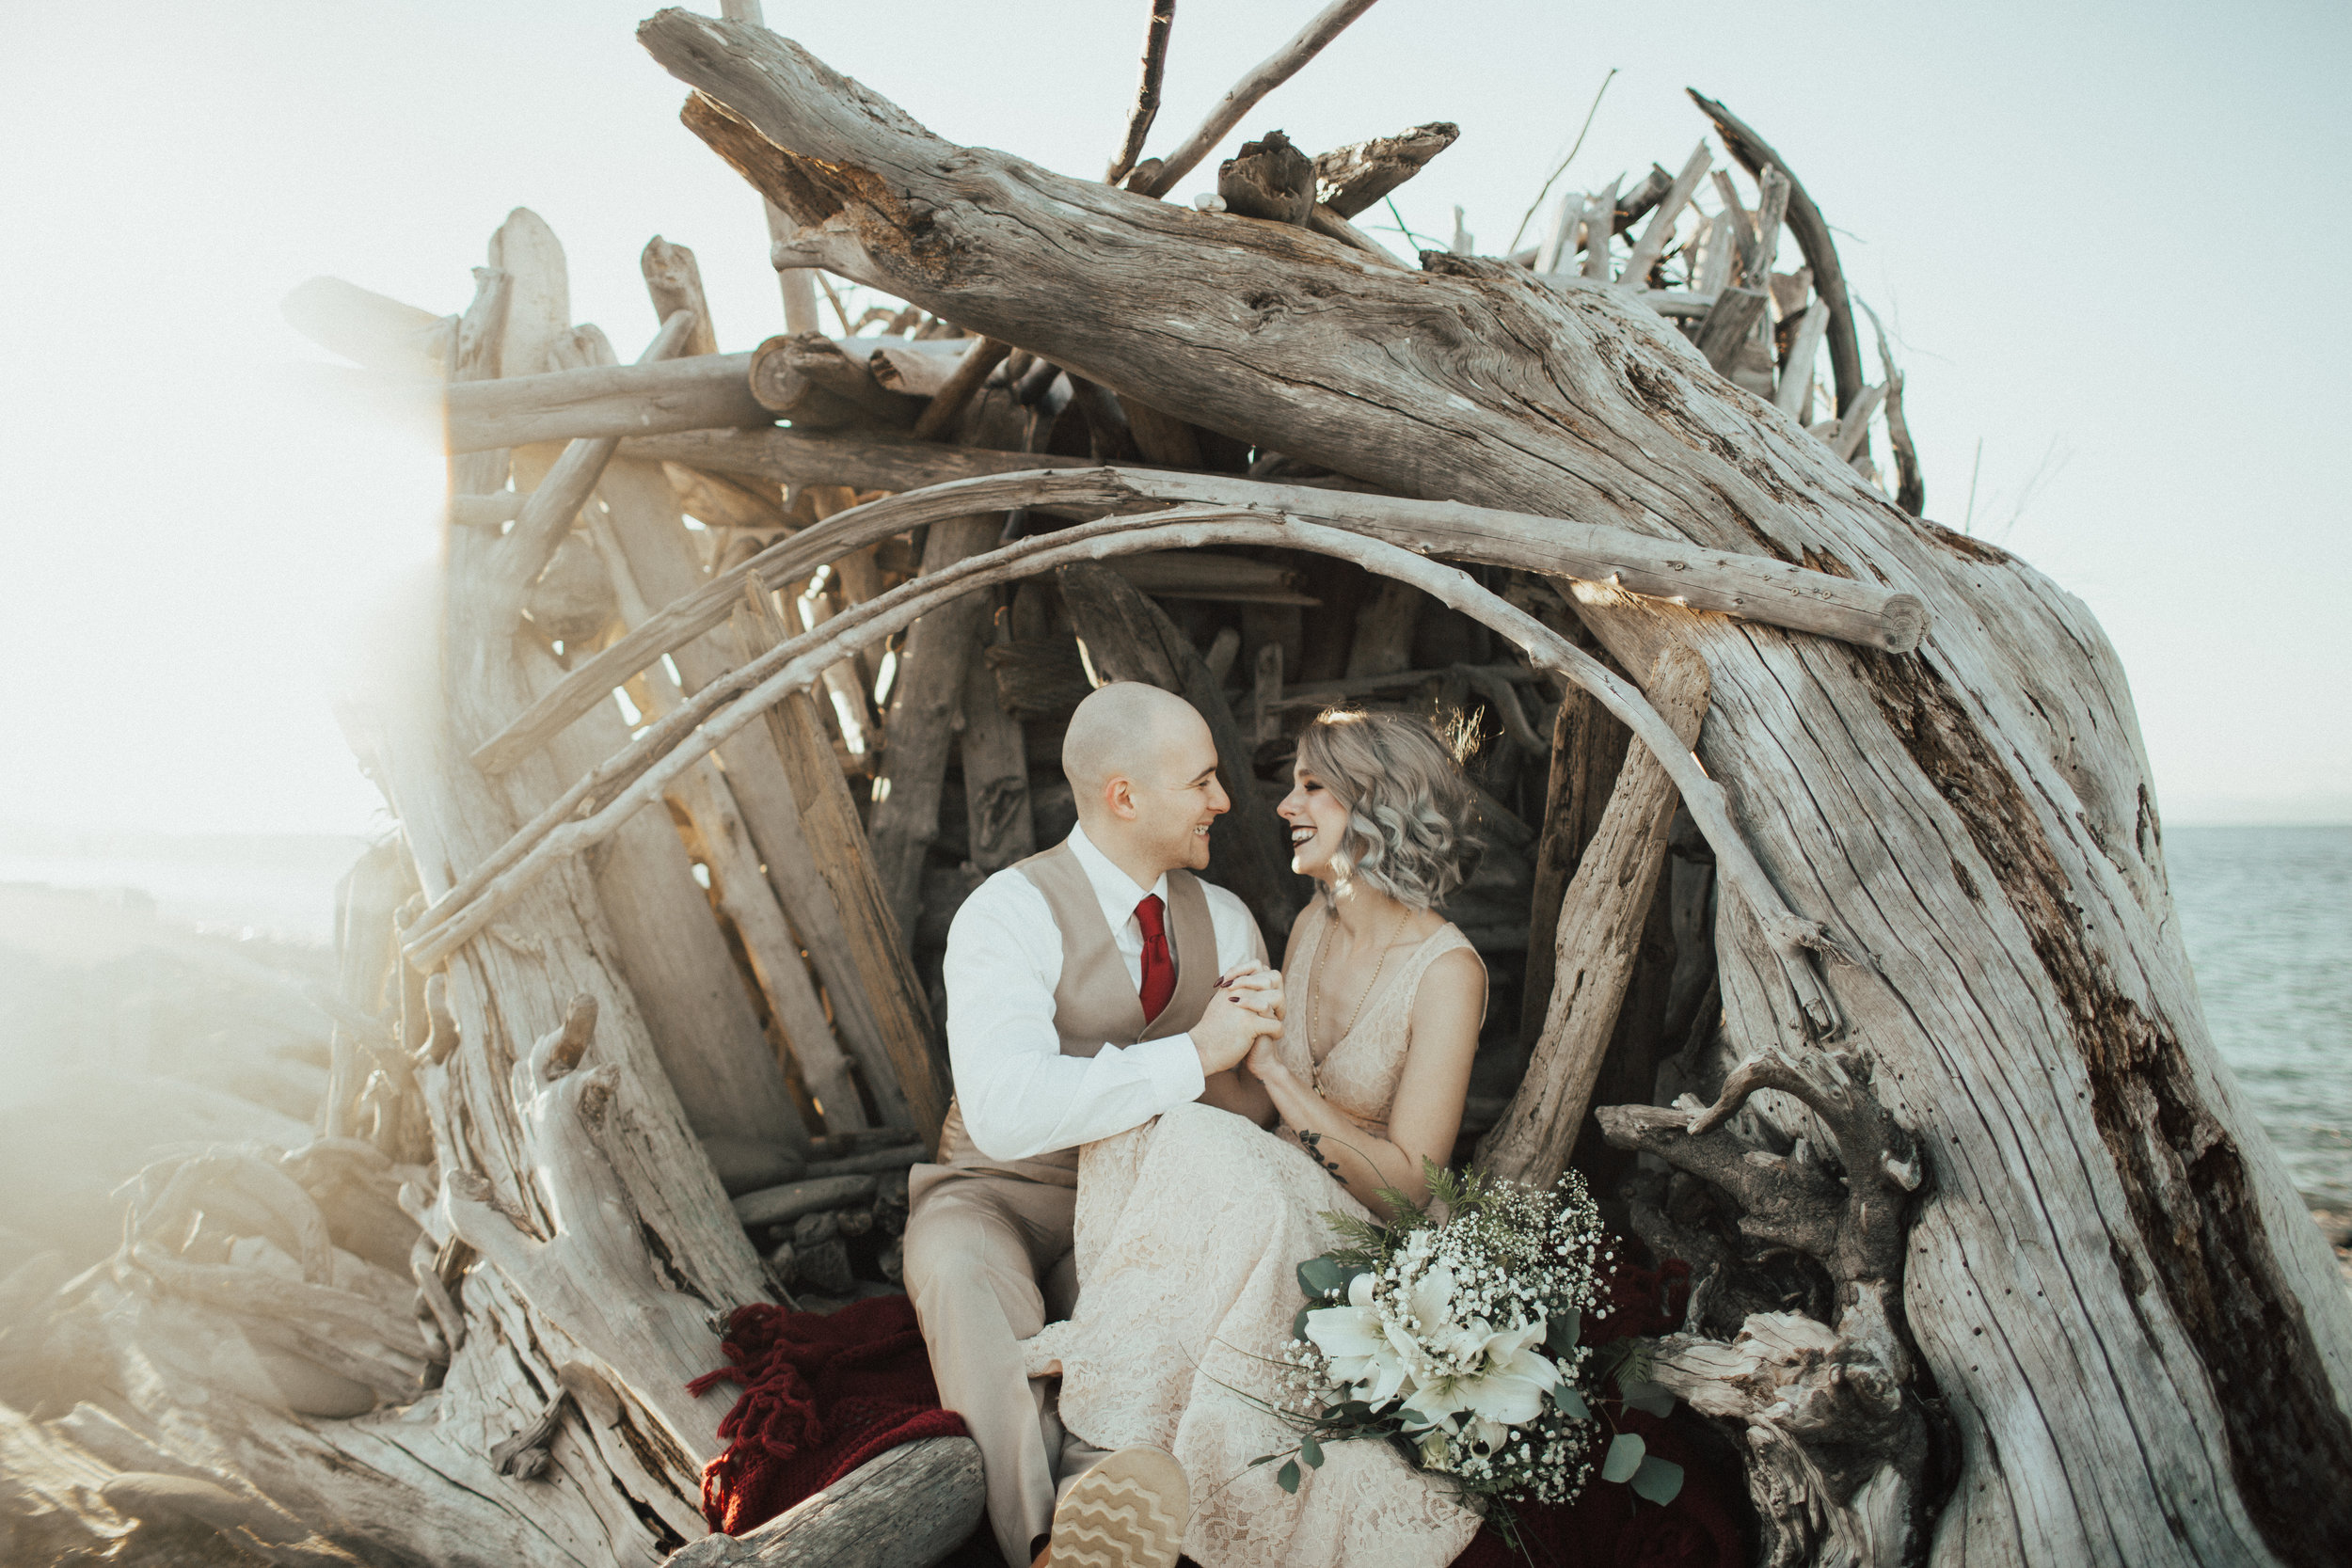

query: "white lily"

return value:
[1303, 1273, 1412, 1409]
[1392, 1313, 1561, 1435]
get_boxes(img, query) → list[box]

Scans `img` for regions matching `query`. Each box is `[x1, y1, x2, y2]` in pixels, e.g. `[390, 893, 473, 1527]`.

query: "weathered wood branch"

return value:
[471, 464, 1924, 778]
[1689, 90, 1863, 420]
[404, 511, 1836, 1069]
[1313, 121, 1458, 218]
[1618, 140, 1711, 286]
[1104, 0, 1177, 187]
[621, 425, 1090, 491]
[1480, 645, 1708, 1188]
[1134, 0, 1382, 198]
[446, 342, 761, 453]
[748, 333, 928, 428]
[660, 1435, 982, 1568]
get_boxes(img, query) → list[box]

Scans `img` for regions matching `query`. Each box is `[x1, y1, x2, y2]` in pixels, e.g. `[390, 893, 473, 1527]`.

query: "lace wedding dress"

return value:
[1023, 906, 1484, 1568]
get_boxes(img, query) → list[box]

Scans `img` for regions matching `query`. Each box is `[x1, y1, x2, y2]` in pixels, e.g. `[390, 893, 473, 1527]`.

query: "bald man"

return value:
[904, 682, 1280, 1567]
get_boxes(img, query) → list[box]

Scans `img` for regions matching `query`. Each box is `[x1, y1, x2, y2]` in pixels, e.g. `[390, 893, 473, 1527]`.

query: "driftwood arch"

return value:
[405, 497, 1845, 1014]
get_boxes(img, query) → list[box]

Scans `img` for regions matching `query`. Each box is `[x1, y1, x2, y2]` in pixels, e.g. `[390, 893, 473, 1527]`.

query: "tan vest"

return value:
[919, 838, 1218, 1192]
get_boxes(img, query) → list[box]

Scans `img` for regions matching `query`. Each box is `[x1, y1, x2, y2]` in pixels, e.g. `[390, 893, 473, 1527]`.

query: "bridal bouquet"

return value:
[1260, 1163, 1683, 1514]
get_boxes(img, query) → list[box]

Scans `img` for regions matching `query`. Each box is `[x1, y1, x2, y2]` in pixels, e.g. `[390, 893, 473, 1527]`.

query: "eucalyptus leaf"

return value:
[1545, 1309, 1581, 1358]
[1600, 1432, 1646, 1484]
[1301, 1435, 1325, 1468]
[1551, 1385, 1590, 1419]
[1278, 1460, 1302, 1494]
[1248, 1452, 1285, 1468]
[1293, 1304, 1315, 1343]
[1297, 1255, 1347, 1300]
[1618, 1376, 1676, 1418]
[1629, 1454, 1686, 1504]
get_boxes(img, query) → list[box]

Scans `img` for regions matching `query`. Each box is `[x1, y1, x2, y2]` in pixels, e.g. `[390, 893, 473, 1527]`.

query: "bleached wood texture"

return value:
[445, 352, 770, 451]
[633, 19, 2352, 1564]
[1480, 643, 1708, 1189]
[661, 1435, 982, 1568]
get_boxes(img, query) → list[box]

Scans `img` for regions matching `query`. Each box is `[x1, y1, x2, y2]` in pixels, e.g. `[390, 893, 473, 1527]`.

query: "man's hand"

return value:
[1192, 961, 1283, 1076]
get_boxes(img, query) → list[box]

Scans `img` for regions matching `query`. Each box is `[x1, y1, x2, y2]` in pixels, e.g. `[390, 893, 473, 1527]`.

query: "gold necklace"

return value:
[1308, 902, 1409, 1085]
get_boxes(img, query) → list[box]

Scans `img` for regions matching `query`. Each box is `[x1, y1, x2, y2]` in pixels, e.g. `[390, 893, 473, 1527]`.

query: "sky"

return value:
[1, 0, 2345, 837]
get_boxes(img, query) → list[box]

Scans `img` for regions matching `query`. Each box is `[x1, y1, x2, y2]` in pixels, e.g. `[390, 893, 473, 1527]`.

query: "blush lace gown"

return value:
[1023, 906, 1485, 1568]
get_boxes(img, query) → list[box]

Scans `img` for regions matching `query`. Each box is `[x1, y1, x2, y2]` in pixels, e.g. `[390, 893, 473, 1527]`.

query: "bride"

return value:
[1025, 708, 1489, 1568]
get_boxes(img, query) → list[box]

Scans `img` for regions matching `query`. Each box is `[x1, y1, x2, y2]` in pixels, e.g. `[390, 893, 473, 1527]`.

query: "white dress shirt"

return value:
[944, 823, 1265, 1161]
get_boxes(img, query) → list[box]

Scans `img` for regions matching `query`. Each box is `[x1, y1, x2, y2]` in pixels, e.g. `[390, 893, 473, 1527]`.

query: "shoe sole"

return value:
[1046, 1446, 1189, 1568]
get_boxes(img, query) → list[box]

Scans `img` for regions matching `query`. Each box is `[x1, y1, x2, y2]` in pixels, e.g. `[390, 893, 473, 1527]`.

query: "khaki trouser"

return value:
[903, 1171, 1104, 1564]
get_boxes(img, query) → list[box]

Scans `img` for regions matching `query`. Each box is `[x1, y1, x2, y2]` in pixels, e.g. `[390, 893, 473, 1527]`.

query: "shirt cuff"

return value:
[1132, 1033, 1207, 1106]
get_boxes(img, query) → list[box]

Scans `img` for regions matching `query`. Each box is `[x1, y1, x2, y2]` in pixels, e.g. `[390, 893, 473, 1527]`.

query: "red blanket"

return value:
[691, 1292, 968, 1536]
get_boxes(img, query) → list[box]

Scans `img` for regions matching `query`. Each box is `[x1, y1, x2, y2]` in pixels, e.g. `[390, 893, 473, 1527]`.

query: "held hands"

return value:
[1192, 959, 1284, 1076]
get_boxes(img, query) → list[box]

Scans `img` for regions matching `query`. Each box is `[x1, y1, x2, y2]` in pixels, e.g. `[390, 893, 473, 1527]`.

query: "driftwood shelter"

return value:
[7, 5, 2350, 1566]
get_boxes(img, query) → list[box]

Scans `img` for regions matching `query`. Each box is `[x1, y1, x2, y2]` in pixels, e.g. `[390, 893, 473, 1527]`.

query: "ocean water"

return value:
[2168, 825, 2352, 1206]
[1, 825, 2344, 1198]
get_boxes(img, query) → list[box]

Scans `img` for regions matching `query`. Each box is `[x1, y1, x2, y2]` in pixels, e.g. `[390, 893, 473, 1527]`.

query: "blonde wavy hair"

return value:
[1295, 708, 1482, 911]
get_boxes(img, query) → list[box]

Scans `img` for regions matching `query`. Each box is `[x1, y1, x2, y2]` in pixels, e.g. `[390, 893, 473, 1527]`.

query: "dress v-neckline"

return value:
[1306, 902, 1439, 1073]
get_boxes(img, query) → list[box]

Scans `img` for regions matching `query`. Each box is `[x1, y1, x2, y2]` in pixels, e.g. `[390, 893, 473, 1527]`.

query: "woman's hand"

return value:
[1245, 1031, 1294, 1088]
[1218, 959, 1283, 1022]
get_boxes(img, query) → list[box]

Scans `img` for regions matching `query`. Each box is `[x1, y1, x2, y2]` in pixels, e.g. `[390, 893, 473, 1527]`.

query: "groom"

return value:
[903, 681, 1280, 1566]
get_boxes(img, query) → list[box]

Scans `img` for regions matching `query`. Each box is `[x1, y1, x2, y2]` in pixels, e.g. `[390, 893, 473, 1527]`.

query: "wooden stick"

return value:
[909, 336, 1012, 441]
[718, 0, 821, 334]
[1581, 178, 1620, 281]
[1743, 166, 1791, 283]
[1834, 383, 1886, 463]
[640, 237, 719, 358]
[280, 276, 450, 377]
[1105, 0, 1178, 186]
[866, 516, 1003, 945]
[1773, 301, 1830, 419]
[749, 333, 925, 427]
[626, 421, 1085, 492]
[1689, 90, 1864, 422]
[1311, 120, 1459, 218]
[960, 648, 1036, 874]
[1859, 296, 1925, 516]
[1694, 287, 1770, 375]
[468, 464, 1927, 777]
[1480, 643, 1709, 1189]
[444, 348, 766, 453]
[405, 510, 1839, 1031]
[1136, 0, 1383, 198]
[1617, 141, 1711, 287]
[1534, 190, 1582, 275]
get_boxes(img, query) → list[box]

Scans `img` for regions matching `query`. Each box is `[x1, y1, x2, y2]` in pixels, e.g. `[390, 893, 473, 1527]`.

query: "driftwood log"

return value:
[628, 18, 2352, 1567]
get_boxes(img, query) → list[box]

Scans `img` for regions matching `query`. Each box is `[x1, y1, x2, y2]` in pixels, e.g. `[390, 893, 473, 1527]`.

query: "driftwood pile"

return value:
[7, 6, 2351, 1568]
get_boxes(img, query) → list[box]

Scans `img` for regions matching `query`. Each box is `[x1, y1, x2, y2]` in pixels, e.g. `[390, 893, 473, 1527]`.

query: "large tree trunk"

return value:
[634, 15, 2352, 1566]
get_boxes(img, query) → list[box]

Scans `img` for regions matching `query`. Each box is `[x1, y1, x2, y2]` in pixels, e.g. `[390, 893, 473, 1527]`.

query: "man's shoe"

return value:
[1035, 1446, 1189, 1568]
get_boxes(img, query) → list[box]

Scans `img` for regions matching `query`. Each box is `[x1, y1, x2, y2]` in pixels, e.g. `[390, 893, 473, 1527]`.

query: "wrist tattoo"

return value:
[1296, 1129, 1344, 1179]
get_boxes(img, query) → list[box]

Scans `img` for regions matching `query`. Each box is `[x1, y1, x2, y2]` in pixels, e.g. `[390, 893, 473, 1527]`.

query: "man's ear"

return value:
[1104, 775, 1139, 821]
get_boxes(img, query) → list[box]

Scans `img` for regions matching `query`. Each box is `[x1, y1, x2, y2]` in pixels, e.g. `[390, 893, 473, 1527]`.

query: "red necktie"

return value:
[1135, 894, 1176, 1022]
